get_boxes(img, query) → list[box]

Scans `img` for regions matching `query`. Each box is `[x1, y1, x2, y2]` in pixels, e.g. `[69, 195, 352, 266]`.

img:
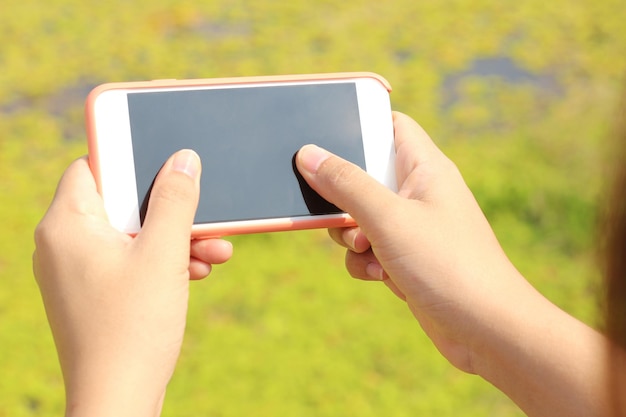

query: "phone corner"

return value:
[354, 72, 393, 93]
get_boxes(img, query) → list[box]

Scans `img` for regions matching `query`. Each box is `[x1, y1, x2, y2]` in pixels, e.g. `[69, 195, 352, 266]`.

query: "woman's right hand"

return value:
[296, 112, 615, 417]
[296, 112, 536, 373]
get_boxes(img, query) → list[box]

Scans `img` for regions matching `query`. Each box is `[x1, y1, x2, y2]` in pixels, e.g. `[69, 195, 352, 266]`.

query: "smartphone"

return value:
[86, 72, 396, 237]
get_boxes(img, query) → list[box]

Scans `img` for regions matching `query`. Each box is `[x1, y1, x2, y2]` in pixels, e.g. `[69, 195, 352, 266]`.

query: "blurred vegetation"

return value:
[1, 0, 625, 415]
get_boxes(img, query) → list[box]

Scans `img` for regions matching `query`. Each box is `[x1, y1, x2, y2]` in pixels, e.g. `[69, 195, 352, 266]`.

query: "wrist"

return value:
[66, 384, 165, 417]
[467, 276, 612, 417]
[63, 358, 171, 417]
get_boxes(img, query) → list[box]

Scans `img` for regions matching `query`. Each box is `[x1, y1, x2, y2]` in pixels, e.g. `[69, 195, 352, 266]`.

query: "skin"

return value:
[33, 113, 625, 416]
[33, 150, 232, 416]
[295, 112, 619, 417]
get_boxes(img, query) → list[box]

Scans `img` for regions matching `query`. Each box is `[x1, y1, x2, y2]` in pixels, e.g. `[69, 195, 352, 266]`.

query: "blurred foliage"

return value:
[1, 0, 625, 415]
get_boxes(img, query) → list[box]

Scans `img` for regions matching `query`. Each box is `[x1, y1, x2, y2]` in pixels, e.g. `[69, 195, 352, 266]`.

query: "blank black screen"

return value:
[127, 82, 365, 224]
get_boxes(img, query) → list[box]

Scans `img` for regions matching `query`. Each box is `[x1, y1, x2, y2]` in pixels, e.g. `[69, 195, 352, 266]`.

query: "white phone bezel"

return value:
[90, 77, 396, 236]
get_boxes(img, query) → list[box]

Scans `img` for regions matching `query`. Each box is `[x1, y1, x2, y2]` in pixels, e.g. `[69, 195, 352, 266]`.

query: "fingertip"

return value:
[351, 229, 371, 253]
[365, 262, 385, 281]
[334, 227, 370, 253]
[47, 155, 109, 221]
[214, 239, 234, 264]
[53, 156, 97, 201]
[170, 149, 201, 181]
[189, 258, 212, 280]
[297, 144, 331, 175]
[190, 238, 233, 265]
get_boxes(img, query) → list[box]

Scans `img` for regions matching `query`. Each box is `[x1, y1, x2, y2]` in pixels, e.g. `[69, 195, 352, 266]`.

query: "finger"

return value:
[34, 157, 112, 276]
[295, 145, 399, 235]
[138, 150, 201, 250]
[384, 279, 407, 301]
[47, 156, 108, 219]
[189, 257, 212, 280]
[328, 227, 371, 253]
[392, 111, 440, 164]
[391, 112, 454, 199]
[190, 239, 233, 265]
[344, 249, 386, 281]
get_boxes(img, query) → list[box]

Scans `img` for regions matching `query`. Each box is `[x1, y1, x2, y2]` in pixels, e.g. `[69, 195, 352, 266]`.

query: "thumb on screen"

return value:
[138, 149, 201, 248]
[295, 145, 398, 234]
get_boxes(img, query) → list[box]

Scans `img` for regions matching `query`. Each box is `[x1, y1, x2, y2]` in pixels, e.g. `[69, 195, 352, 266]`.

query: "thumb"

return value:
[138, 149, 201, 248]
[295, 145, 398, 233]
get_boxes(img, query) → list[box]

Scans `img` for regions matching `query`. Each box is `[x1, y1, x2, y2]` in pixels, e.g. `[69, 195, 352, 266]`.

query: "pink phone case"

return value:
[85, 72, 392, 237]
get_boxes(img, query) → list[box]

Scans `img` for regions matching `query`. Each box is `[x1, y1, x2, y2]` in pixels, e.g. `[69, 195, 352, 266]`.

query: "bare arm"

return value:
[296, 111, 618, 417]
[33, 150, 233, 416]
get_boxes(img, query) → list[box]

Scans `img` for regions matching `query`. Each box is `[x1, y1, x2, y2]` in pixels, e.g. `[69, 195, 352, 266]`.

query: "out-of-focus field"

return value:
[1, 1, 625, 415]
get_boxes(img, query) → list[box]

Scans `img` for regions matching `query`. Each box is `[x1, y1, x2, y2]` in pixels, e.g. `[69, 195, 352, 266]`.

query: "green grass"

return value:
[1, 0, 625, 415]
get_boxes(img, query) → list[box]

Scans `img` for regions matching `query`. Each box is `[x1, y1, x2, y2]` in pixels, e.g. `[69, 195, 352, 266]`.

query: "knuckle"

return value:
[33, 216, 55, 249]
[150, 175, 196, 205]
[324, 159, 359, 190]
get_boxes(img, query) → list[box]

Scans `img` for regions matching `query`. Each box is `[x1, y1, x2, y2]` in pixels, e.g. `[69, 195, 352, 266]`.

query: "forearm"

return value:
[65, 380, 166, 417]
[62, 350, 171, 417]
[471, 277, 612, 417]
[65, 374, 166, 417]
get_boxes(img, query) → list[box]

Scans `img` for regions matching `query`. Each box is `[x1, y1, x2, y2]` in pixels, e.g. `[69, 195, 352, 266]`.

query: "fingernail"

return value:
[366, 262, 385, 281]
[298, 145, 331, 174]
[348, 232, 358, 251]
[172, 149, 200, 179]
[348, 230, 371, 253]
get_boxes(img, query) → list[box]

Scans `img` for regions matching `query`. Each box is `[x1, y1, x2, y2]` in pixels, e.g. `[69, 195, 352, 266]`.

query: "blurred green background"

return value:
[1, 0, 625, 415]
